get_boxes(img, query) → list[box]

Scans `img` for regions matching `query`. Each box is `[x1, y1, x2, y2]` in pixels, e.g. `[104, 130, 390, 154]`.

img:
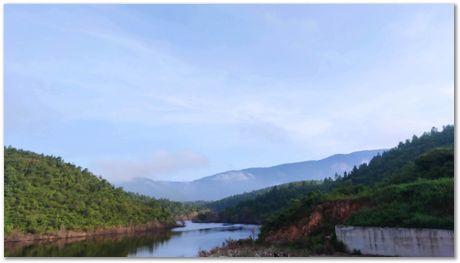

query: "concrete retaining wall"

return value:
[335, 225, 454, 257]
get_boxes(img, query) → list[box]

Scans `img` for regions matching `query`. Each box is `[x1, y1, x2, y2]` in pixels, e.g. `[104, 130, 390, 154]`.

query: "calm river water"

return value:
[5, 221, 260, 257]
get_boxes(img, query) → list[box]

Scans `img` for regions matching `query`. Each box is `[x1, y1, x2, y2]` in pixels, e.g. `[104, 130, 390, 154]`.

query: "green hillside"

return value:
[343, 147, 454, 229]
[336, 126, 454, 186]
[259, 125, 454, 245]
[206, 187, 273, 212]
[201, 180, 331, 224]
[4, 147, 192, 235]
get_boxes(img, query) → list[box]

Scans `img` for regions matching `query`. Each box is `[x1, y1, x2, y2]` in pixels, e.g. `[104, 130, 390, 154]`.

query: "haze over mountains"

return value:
[119, 149, 385, 201]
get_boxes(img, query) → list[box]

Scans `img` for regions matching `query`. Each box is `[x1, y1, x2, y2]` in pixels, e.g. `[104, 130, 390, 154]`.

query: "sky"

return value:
[5, 4, 454, 183]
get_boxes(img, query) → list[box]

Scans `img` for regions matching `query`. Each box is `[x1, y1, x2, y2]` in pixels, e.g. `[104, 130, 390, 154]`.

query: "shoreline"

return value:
[5, 220, 181, 243]
[199, 238, 351, 257]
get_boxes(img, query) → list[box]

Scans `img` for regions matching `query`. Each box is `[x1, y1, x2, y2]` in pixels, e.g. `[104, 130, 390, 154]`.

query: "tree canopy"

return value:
[4, 147, 196, 234]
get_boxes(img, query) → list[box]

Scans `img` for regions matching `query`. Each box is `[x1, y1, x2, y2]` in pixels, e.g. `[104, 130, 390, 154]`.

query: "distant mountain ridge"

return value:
[119, 149, 385, 201]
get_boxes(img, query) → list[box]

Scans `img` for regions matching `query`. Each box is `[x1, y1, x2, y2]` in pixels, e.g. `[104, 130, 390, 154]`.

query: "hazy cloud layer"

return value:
[90, 150, 209, 182]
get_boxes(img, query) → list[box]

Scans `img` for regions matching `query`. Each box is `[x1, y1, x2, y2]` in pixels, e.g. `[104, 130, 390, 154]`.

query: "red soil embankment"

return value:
[263, 199, 371, 243]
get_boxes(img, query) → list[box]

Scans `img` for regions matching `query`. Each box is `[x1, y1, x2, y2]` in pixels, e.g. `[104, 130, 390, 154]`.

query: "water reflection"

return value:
[5, 221, 259, 257]
[5, 230, 173, 257]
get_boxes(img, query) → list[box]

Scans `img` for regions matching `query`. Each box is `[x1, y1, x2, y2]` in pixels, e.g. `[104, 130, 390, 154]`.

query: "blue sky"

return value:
[5, 4, 454, 182]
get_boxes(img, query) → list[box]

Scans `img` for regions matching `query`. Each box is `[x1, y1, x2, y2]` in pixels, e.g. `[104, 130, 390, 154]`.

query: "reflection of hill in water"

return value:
[5, 222, 261, 257]
[172, 222, 260, 235]
[5, 230, 174, 257]
[196, 225, 259, 233]
[174, 226, 245, 233]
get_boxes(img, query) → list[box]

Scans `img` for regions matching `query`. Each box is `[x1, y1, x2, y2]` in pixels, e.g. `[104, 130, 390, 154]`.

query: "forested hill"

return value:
[200, 180, 333, 224]
[336, 125, 454, 186]
[258, 125, 454, 251]
[200, 125, 454, 230]
[4, 147, 195, 235]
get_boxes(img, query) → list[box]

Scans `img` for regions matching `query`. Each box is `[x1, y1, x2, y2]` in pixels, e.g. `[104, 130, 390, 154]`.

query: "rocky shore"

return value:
[199, 238, 353, 257]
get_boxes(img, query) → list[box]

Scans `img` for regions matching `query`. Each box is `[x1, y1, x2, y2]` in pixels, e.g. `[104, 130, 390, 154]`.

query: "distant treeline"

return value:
[200, 180, 332, 224]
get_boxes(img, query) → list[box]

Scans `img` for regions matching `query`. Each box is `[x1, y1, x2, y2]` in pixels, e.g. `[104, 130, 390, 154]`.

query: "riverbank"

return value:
[199, 238, 350, 257]
[5, 220, 180, 243]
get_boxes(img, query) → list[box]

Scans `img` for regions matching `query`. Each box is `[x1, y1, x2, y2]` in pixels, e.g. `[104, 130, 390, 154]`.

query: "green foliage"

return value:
[380, 147, 454, 185]
[346, 177, 454, 229]
[206, 188, 273, 212]
[153, 199, 206, 219]
[258, 125, 454, 242]
[4, 147, 183, 235]
[205, 180, 332, 224]
[338, 125, 454, 186]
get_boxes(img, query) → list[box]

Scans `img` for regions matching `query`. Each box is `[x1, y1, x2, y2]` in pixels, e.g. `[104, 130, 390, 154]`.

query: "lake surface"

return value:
[5, 221, 260, 257]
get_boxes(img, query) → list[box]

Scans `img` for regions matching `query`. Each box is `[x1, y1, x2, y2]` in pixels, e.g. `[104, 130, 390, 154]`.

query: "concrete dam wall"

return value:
[335, 225, 454, 257]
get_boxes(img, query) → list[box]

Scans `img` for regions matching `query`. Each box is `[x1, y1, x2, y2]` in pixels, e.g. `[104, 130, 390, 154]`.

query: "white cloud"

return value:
[212, 171, 255, 181]
[90, 150, 209, 182]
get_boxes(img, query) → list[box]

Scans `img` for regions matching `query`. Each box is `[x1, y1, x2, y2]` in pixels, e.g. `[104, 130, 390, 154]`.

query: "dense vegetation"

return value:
[200, 180, 333, 224]
[196, 125, 454, 253]
[200, 128, 453, 228]
[206, 187, 273, 212]
[148, 198, 206, 220]
[259, 125, 454, 242]
[4, 147, 198, 235]
[336, 126, 454, 186]
[344, 148, 454, 229]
